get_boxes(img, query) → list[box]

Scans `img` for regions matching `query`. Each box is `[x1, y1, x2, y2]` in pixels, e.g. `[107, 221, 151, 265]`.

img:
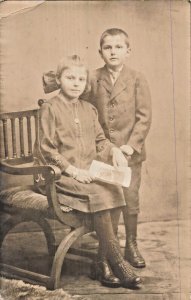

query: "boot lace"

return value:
[127, 237, 143, 259]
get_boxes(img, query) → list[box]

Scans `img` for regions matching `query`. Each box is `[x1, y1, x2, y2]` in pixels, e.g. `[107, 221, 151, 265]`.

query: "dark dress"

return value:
[33, 93, 125, 213]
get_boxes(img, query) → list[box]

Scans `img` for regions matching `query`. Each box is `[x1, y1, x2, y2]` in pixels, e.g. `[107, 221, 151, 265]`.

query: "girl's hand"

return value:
[65, 165, 94, 183]
[111, 147, 128, 168]
[75, 169, 95, 183]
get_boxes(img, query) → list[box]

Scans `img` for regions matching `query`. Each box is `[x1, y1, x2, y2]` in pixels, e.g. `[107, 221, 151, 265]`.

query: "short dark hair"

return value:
[100, 28, 130, 49]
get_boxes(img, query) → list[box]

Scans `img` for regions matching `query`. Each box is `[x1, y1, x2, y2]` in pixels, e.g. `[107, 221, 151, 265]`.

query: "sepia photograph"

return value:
[0, 1, 190, 299]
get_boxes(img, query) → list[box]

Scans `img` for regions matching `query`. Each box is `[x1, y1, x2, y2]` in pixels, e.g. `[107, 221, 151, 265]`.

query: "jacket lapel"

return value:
[97, 66, 113, 94]
[110, 65, 130, 100]
[96, 65, 131, 100]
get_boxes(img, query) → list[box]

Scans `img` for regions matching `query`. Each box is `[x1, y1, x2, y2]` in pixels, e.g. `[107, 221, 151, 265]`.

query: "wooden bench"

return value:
[0, 102, 94, 289]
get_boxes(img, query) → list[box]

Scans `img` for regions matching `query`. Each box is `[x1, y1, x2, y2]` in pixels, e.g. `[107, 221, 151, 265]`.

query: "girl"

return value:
[33, 55, 141, 288]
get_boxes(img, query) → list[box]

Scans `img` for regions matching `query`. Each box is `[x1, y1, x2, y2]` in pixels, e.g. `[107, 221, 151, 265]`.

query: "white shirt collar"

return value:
[107, 64, 124, 75]
[106, 65, 124, 85]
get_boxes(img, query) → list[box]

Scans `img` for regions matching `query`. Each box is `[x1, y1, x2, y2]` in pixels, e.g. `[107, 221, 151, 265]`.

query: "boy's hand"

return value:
[120, 145, 134, 156]
[111, 147, 128, 168]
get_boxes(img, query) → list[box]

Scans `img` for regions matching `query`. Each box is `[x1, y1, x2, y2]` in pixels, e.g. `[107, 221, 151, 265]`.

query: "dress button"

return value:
[110, 129, 114, 133]
[109, 117, 114, 121]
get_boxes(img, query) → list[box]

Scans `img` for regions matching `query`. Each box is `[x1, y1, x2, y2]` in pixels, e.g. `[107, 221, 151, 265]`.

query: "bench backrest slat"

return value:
[2, 119, 9, 159]
[11, 118, 17, 158]
[0, 109, 39, 163]
[27, 116, 32, 156]
[19, 117, 25, 157]
[34, 113, 39, 144]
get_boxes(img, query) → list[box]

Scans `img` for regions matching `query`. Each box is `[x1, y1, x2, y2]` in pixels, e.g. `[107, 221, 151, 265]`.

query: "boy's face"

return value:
[58, 66, 87, 100]
[99, 34, 130, 70]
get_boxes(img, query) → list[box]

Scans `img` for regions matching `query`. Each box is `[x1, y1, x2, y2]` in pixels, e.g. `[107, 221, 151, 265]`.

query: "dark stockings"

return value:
[93, 210, 141, 287]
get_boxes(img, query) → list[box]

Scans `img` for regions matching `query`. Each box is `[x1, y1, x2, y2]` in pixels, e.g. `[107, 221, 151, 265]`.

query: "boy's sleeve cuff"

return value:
[127, 142, 142, 154]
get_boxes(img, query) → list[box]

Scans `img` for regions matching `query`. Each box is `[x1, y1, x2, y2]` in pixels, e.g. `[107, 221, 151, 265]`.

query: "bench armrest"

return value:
[0, 161, 61, 181]
[0, 160, 83, 225]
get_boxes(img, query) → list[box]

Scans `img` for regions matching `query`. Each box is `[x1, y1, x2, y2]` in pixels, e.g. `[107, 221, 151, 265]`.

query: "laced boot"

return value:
[90, 238, 121, 288]
[108, 239, 141, 288]
[124, 214, 146, 268]
[90, 259, 121, 288]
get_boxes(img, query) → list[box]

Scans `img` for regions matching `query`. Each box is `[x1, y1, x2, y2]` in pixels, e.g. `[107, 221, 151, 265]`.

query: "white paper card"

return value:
[89, 160, 131, 188]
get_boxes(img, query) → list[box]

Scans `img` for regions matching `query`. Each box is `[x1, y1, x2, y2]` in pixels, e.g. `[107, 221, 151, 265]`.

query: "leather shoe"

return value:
[90, 260, 121, 288]
[110, 260, 142, 288]
[107, 239, 142, 289]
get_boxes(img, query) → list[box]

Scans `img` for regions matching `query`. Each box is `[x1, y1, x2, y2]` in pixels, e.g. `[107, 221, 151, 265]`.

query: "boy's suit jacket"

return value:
[87, 64, 152, 166]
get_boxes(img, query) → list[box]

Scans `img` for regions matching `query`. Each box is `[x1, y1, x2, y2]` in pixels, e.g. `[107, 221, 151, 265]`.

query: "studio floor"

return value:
[0, 219, 190, 300]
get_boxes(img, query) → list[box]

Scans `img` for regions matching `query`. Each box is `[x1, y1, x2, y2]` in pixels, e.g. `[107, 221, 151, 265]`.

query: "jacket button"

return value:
[110, 129, 114, 133]
[109, 117, 114, 121]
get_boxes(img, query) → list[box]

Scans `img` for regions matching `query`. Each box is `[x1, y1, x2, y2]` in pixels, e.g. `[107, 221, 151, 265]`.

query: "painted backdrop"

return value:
[0, 1, 190, 223]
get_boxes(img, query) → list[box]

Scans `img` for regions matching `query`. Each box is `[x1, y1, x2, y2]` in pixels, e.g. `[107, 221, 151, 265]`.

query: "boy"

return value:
[87, 28, 152, 268]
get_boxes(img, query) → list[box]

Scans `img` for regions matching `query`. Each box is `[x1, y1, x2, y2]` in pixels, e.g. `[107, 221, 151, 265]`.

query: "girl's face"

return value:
[58, 66, 87, 100]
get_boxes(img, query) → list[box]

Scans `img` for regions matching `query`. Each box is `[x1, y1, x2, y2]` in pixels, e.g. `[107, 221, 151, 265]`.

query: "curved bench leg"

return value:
[47, 226, 90, 290]
[0, 215, 24, 249]
[1, 214, 55, 257]
[35, 218, 56, 257]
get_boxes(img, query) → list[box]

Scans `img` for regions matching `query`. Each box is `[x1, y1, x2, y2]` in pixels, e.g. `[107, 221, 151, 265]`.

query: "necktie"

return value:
[110, 71, 119, 85]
